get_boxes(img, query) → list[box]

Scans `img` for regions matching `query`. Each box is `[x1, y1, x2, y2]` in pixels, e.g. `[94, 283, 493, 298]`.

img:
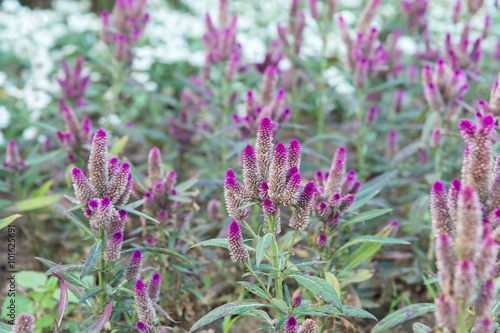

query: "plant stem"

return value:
[282, 230, 299, 271]
[356, 90, 367, 182]
[98, 228, 106, 310]
[456, 302, 466, 333]
[244, 262, 272, 299]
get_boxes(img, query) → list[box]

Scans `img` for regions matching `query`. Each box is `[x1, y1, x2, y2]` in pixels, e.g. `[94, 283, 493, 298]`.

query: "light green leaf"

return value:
[191, 238, 229, 249]
[190, 302, 261, 332]
[292, 275, 342, 311]
[121, 247, 191, 264]
[175, 176, 199, 192]
[336, 235, 409, 253]
[109, 135, 129, 157]
[371, 304, 436, 333]
[0, 214, 21, 230]
[256, 233, 272, 267]
[341, 209, 392, 229]
[16, 194, 62, 211]
[80, 241, 103, 280]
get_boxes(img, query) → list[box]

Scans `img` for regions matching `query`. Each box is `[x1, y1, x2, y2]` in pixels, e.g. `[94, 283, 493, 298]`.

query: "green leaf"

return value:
[412, 323, 433, 333]
[292, 275, 342, 311]
[341, 209, 393, 229]
[44, 263, 84, 276]
[190, 302, 261, 332]
[123, 198, 145, 210]
[237, 282, 270, 301]
[17, 271, 47, 288]
[270, 298, 289, 313]
[116, 205, 159, 224]
[24, 149, 64, 165]
[0, 322, 12, 333]
[0, 214, 21, 230]
[371, 304, 436, 333]
[30, 180, 53, 198]
[175, 176, 199, 192]
[191, 238, 229, 249]
[336, 235, 409, 253]
[16, 194, 62, 211]
[342, 227, 394, 272]
[347, 190, 380, 213]
[50, 203, 94, 236]
[79, 287, 102, 304]
[255, 233, 272, 267]
[315, 305, 377, 321]
[109, 135, 129, 157]
[121, 247, 191, 264]
[80, 241, 103, 280]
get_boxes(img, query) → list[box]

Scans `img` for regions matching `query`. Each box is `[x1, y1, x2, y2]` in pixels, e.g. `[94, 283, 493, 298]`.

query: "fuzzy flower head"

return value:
[134, 279, 158, 326]
[3, 140, 25, 172]
[147, 272, 161, 303]
[104, 231, 123, 263]
[285, 316, 298, 333]
[292, 295, 302, 308]
[298, 319, 318, 333]
[13, 313, 35, 333]
[228, 221, 249, 263]
[125, 250, 143, 283]
[57, 56, 90, 104]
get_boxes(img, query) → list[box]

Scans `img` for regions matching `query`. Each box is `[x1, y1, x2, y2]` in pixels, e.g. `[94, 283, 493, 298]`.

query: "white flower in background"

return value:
[22, 126, 38, 140]
[0, 106, 11, 128]
[24, 89, 52, 113]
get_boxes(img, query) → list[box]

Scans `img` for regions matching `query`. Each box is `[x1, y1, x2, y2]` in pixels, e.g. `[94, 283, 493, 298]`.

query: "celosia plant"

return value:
[190, 117, 388, 332]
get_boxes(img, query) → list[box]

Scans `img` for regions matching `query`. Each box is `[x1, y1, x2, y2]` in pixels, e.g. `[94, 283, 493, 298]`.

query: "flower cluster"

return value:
[134, 276, 161, 328]
[401, 0, 428, 35]
[338, 0, 403, 85]
[277, 0, 306, 58]
[224, 117, 316, 239]
[71, 129, 132, 238]
[479, 75, 500, 117]
[284, 317, 318, 333]
[55, 106, 92, 164]
[57, 56, 90, 107]
[12, 313, 35, 333]
[430, 112, 499, 332]
[100, 0, 150, 64]
[312, 146, 360, 232]
[2, 140, 25, 173]
[138, 147, 191, 228]
[421, 58, 468, 127]
[442, 24, 483, 78]
[233, 66, 291, 140]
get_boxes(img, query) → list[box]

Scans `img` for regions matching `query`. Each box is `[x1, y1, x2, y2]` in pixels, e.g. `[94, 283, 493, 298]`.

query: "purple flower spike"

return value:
[385, 130, 398, 158]
[157, 210, 169, 225]
[255, 117, 274, 182]
[104, 231, 123, 263]
[148, 147, 163, 184]
[125, 250, 143, 283]
[147, 272, 162, 303]
[72, 167, 96, 204]
[242, 145, 260, 199]
[88, 198, 99, 212]
[317, 233, 328, 249]
[285, 316, 298, 333]
[260, 66, 277, 105]
[430, 181, 453, 236]
[292, 295, 302, 308]
[137, 322, 153, 333]
[268, 142, 288, 205]
[435, 294, 458, 330]
[259, 181, 269, 200]
[299, 319, 318, 333]
[353, 58, 369, 88]
[424, 83, 444, 111]
[207, 200, 220, 220]
[262, 199, 277, 215]
[107, 162, 131, 204]
[474, 318, 493, 333]
[283, 172, 301, 206]
[476, 236, 499, 282]
[435, 233, 457, 291]
[475, 279, 496, 317]
[134, 279, 158, 325]
[325, 159, 345, 198]
[365, 106, 378, 125]
[290, 182, 316, 230]
[12, 313, 35, 333]
[88, 129, 109, 197]
[108, 157, 119, 181]
[228, 221, 249, 263]
[393, 88, 404, 114]
[287, 139, 301, 170]
[163, 170, 177, 191]
[453, 259, 477, 303]
[334, 146, 346, 162]
[456, 186, 482, 261]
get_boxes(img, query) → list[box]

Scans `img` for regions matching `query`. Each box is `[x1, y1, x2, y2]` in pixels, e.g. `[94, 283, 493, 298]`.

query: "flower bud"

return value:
[228, 221, 249, 263]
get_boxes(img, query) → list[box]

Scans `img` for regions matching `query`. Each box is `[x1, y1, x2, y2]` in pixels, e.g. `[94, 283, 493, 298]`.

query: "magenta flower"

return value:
[134, 279, 157, 325]
[147, 272, 161, 303]
[285, 316, 298, 333]
[104, 231, 123, 263]
[125, 250, 143, 283]
[228, 221, 249, 263]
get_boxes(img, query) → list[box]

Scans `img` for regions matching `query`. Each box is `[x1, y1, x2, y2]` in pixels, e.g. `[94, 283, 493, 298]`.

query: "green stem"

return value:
[282, 230, 299, 271]
[456, 302, 466, 333]
[244, 262, 272, 299]
[98, 228, 106, 310]
[356, 90, 367, 182]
